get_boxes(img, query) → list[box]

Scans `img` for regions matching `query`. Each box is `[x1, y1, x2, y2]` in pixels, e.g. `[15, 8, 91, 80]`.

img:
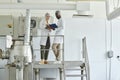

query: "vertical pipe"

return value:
[24, 9, 32, 63]
[35, 69, 40, 80]
[63, 35, 66, 80]
[24, 9, 31, 45]
[105, 0, 110, 19]
[108, 21, 113, 80]
[59, 68, 63, 80]
[16, 68, 24, 80]
[62, 35, 64, 62]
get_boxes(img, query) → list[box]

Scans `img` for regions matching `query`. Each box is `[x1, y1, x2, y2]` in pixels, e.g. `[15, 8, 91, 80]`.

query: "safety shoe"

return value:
[44, 60, 48, 64]
[39, 60, 44, 64]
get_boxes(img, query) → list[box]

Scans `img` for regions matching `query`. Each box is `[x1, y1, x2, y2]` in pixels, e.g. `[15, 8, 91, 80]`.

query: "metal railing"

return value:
[32, 35, 65, 62]
[82, 37, 90, 80]
[32, 35, 65, 80]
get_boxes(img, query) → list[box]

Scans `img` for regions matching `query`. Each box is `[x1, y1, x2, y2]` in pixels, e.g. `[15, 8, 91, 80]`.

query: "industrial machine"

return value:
[0, 35, 90, 80]
[0, 9, 33, 80]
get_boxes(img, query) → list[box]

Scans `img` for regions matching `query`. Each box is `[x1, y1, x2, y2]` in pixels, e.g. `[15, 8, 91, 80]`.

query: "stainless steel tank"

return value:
[9, 40, 32, 63]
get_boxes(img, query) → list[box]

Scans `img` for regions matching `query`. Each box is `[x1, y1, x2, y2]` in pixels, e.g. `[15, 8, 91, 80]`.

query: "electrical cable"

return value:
[105, 20, 108, 80]
[109, 58, 112, 80]
[108, 21, 113, 80]
[110, 21, 113, 51]
[105, 20, 113, 80]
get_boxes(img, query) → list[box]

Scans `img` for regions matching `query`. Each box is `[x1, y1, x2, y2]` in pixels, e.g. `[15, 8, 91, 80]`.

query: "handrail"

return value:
[33, 35, 64, 37]
[82, 37, 89, 63]
[82, 37, 90, 80]
[32, 35, 64, 62]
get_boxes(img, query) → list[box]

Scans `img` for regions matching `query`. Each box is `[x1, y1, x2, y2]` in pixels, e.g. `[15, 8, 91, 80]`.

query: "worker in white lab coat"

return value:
[39, 13, 52, 64]
[52, 11, 65, 63]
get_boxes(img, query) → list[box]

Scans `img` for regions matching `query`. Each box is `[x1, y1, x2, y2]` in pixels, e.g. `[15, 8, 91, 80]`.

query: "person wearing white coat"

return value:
[39, 13, 52, 64]
[52, 11, 65, 63]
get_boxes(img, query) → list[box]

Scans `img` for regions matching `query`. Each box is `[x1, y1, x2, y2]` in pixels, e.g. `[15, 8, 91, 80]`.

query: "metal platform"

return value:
[33, 61, 84, 69]
[32, 37, 90, 80]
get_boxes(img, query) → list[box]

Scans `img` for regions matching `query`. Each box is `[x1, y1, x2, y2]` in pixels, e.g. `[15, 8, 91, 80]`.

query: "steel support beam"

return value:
[0, 3, 76, 10]
[107, 7, 120, 20]
[106, 0, 120, 20]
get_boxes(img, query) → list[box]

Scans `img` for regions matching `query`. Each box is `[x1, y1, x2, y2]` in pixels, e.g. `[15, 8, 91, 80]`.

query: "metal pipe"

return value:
[59, 68, 63, 80]
[16, 68, 24, 80]
[105, 0, 109, 18]
[24, 9, 31, 45]
[23, 9, 32, 63]
[34, 69, 40, 80]
[63, 36, 66, 80]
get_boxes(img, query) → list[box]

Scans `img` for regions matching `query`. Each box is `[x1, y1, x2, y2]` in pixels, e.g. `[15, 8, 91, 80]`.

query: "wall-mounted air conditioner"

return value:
[73, 1, 93, 16]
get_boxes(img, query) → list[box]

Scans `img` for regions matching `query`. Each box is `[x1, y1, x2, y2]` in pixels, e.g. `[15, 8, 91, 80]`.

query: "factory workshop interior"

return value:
[0, 0, 120, 80]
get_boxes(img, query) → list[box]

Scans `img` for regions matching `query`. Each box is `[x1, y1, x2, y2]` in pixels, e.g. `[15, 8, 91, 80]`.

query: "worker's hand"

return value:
[46, 24, 51, 31]
[48, 28, 52, 32]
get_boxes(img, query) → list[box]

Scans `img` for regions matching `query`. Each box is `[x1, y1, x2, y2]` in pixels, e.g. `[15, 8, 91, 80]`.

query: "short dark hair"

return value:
[55, 10, 60, 15]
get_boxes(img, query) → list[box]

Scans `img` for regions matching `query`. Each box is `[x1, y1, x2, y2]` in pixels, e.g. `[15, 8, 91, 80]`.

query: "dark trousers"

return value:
[41, 36, 50, 60]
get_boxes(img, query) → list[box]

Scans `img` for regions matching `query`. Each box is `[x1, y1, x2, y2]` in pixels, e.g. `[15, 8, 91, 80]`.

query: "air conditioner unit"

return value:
[73, 1, 93, 16]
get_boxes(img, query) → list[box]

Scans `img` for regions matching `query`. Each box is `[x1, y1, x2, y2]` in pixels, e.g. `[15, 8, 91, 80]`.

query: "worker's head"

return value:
[55, 10, 61, 19]
[45, 13, 50, 21]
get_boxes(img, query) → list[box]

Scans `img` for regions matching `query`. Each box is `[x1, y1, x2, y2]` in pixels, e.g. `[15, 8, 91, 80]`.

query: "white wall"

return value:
[31, 18, 120, 80]
[64, 18, 107, 80]
[32, 18, 106, 80]
[106, 19, 120, 80]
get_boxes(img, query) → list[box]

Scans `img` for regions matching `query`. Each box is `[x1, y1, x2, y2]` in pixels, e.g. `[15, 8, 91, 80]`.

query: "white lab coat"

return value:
[54, 18, 65, 43]
[39, 18, 52, 45]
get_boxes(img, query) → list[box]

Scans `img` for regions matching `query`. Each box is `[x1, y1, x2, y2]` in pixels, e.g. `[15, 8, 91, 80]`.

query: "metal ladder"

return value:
[63, 37, 90, 80]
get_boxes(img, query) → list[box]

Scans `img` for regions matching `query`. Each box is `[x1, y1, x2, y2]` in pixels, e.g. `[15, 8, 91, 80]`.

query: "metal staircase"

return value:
[63, 37, 90, 80]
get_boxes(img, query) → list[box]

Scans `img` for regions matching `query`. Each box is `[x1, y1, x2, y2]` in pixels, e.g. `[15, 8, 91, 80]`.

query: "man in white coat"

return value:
[52, 11, 65, 63]
[40, 13, 52, 64]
